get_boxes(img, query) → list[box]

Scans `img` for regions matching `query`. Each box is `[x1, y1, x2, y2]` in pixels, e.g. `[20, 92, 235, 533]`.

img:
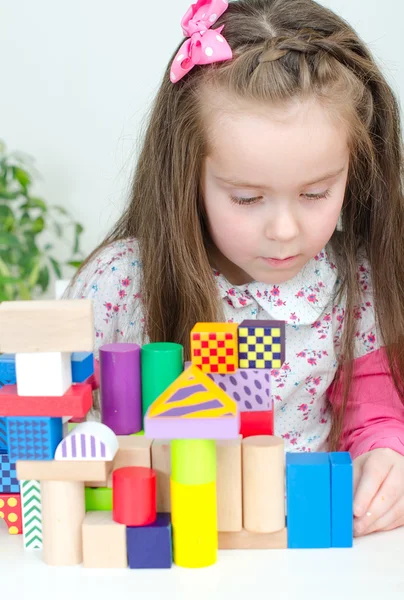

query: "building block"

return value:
[172, 523, 217, 568]
[99, 343, 142, 435]
[0, 418, 7, 451]
[184, 361, 272, 411]
[127, 513, 172, 569]
[16, 459, 112, 482]
[113, 466, 156, 526]
[171, 439, 216, 485]
[0, 493, 22, 534]
[243, 436, 285, 533]
[71, 352, 94, 383]
[151, 440, 171, 512]
[144, 365, 239, 439]
[82, 511, 127, 568]
[191, 322, 238, 373]
[54, 421, 118, 461]
[15, 352, 72, 397]
[0, 451, 19, 493]
[0, 299, 94, 352]
[217, 438, 242, 532]
[0, 383, 92, 417]
[171, 479, 217, 529]
[238, 319, 285, 369]
[0, 354, 16, 385]
[20, 479, 42, 549]
[41, 480, 85, 565]
[85, 487, 112, 511]
[329, 452, 353, 547]
[240, 410, 274, 437]
[141, 342, 184, 419]
[218, 528, 287, 549]
[7, 417, 63, 461]
[286, 452, 331, 548]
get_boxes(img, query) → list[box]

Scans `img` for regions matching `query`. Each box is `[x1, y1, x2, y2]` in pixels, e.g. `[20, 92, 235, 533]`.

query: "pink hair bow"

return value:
[170, 0, 233, 83]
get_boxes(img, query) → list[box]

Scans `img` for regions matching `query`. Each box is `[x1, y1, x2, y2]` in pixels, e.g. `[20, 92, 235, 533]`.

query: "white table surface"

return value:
[0, 526, 403, 600]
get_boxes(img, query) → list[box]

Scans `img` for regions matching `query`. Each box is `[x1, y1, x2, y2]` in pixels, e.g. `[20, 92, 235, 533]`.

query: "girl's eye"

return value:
[302, 189, 331, 201]
[230, 195, 261, 205]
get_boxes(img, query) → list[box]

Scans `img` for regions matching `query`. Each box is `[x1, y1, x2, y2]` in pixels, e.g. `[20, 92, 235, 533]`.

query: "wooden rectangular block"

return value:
[330, 452, 353, 548]
[0, 299, 93, 353]
[15, 352, 72, 397]
[0, 384, 92, 417]
[82, 511, 127, 568]
[218, 527, 287, 549]
[217, 438, 242, 532]
[16, 459, 112, 482]
[86, 435, 151, 487]
[151, 439, 171, 512]
[190, 322, 239, 374]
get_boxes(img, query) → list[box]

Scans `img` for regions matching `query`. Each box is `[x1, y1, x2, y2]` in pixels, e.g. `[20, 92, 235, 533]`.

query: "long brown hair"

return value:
[74, 0, 404, 449]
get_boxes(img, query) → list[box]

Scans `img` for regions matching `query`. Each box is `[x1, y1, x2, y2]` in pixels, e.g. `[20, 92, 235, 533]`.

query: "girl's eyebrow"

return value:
[214, 166, 346, 189]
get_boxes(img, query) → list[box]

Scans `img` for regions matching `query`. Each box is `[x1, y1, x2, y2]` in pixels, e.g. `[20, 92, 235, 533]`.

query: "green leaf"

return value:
[38, 266, 50, 291]
[12, 167, 31, 189]
[73, 222, 84, 253]
[0, 187, 20, 200]
[67, 260, 82, 269]
[0, 232, 21, 249]
[27, 257, 41, 288]
[49, 256, 62, 278]
[17, 281, 32, 300]
[31, 216, 45, 234]
[51, 205, 69, 216]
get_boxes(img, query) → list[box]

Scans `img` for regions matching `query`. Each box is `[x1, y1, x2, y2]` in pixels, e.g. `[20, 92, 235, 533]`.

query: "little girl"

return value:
[65, 0, 404, 537]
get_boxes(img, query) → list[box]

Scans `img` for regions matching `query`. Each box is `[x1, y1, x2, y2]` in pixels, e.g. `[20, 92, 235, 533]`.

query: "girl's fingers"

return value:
[361, 496, 404, 535]
[354, 463, 402, 535]
[353, 452, 389, 518]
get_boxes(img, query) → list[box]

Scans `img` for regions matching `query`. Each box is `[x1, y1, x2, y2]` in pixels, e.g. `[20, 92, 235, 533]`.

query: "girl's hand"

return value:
[353, 448, 404, 536]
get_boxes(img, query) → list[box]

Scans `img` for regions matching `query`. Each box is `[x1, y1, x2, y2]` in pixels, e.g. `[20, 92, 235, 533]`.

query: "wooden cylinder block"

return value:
[41, 480, 85, 565]
[216, 438, 242, 532]
[242, 435, 285, 533]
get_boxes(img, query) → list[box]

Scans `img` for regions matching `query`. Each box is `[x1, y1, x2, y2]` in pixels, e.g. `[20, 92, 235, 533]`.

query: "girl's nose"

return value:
[264, 207, 299, 242]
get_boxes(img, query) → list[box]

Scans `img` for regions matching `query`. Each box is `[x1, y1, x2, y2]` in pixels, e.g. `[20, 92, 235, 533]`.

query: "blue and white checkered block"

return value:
[0, 450, 19, 493]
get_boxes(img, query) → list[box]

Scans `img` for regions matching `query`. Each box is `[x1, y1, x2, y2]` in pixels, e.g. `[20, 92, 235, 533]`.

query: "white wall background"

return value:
[1, 1, 403, 264]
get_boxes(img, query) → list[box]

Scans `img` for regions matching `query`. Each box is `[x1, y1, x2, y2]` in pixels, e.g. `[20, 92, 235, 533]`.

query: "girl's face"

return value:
[201, 94, 349, 285]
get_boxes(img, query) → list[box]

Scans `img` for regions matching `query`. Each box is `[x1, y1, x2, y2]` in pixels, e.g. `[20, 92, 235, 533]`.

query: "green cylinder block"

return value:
[171, 439, 216, 485]
[85, 487, 113, 511]
[141, 342, 183, 418]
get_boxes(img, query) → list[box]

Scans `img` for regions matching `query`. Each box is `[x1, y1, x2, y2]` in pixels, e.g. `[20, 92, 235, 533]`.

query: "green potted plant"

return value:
[0, 140, 84, 301]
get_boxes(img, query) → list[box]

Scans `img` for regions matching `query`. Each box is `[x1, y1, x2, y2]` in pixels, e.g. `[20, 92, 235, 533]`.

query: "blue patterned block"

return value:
[6, 417, 63, 461]
[0, 451, 19, 493]
[0, 354, 16, 386]
[0, 418, 7, 452]
[71, 352, 94, 382]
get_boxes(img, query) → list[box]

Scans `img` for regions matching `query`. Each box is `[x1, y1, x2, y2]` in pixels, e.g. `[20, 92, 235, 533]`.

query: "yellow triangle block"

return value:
[145, 365, 239, 439]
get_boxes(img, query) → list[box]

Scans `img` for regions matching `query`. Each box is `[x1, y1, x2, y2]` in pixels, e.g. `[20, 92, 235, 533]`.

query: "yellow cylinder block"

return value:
[170, 478, 217, 529]
[172, 524, 218, 568]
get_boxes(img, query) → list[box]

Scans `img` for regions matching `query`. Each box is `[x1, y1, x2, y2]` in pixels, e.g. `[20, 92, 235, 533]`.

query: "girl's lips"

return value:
[261, 255, 299, 267]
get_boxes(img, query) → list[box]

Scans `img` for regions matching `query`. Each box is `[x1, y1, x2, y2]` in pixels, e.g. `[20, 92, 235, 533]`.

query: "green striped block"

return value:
[20, 480, 43, 550]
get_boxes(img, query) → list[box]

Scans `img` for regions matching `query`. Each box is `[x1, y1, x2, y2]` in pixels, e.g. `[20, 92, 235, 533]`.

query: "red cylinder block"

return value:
[112, 466, 156, 526]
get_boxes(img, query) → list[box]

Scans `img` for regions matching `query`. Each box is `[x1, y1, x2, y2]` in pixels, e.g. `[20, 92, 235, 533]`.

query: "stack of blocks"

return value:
[0, 300, 353, 570]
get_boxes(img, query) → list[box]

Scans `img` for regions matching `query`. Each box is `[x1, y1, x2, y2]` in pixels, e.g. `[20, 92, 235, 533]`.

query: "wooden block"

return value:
[190, 322, 238, 373]
[82, 511, 127, 568]
[86, 435, 151, 487]
[240, 410, 274, 438]
[15, 352, 72, 397]
[238, 319, 285, 369]
[0, 384, 92, 417]
[242, 436, 285, 533]
[0, 299, 93, 353]
[144, 365, 239, 439]
[217, 438, 242, 532]
[41, 480, 85, 565]
[127, 513, 172, 569]
[55, 421, 118, 461]
[0, 493, 22, 534]
[151, 440, 171, 511]
[330, 452, 353, 548]
[20, 480, 42, 550]
[16, 459, 112, 482]
[218, 527, 287, 549]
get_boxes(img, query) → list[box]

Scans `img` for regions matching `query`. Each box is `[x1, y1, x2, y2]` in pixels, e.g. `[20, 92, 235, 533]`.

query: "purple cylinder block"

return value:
[99, 343, 141, 435]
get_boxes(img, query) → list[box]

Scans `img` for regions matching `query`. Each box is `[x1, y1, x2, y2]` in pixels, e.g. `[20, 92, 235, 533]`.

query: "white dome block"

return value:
[55, 422, 118, 461]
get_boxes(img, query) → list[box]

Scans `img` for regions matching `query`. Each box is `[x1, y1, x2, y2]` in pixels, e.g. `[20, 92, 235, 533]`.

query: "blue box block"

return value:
[286, 452, 331, 548]
[0, 452, 19, 493]
[71, 352, 94, 383]
[6, 417, 63, 461]
[0, 418, 7, 452]
[0, 354, 16, 386]
[127, 513, 172, 569]
[329, 452, 353, 547]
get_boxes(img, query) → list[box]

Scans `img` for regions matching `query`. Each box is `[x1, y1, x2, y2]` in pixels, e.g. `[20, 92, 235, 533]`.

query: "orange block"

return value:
[191, 323, 238, 374]
[0, 493, 22, 534]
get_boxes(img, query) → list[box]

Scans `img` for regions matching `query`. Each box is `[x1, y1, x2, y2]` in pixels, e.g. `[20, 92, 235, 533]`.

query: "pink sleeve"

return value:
[327, 347, 404, 459]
